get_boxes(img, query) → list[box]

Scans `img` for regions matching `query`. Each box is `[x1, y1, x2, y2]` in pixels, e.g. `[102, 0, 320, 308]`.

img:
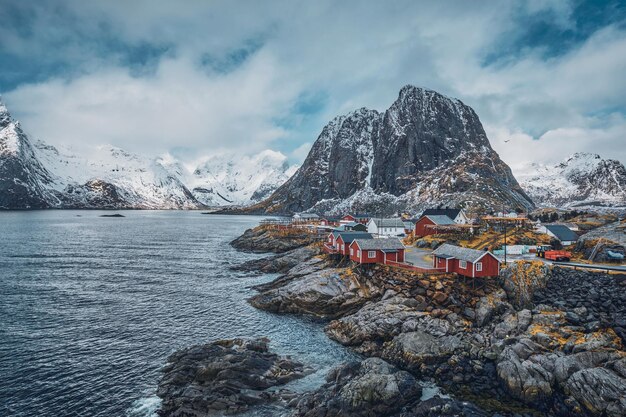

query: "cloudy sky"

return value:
[1, 0, 624, 173]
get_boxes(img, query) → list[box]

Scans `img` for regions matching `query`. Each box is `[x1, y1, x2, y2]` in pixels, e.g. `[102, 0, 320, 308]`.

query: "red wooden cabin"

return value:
[432, 244, 500, 278]
[335, 232, 373, 256]
[414, 215, 455, 237]
[326, 231, 373, 255]
[349, 238, 405, 264]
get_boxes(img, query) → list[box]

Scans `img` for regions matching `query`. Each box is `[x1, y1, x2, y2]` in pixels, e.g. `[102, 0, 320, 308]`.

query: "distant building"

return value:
[403, 220, 417, 235]
[341, 214, 371, 225]
[537, 224, 579, 246]
[339, 221, 368, 232]
[320, 217, 341, 227]
[367, 218, 406, 236]
[293, 213, 319, 223]
[349, 238, 406, 264]
[413, 215, 455, 237]
[432, 244, 500, 278]
[421, 208, 468, 224]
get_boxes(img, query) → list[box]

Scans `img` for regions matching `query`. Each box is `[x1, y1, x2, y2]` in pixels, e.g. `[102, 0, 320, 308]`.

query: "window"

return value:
[368, 251, 376, 258]
[459, 260, 467, 269]
[357, 250, 361, 257]
[350, 248, 354, 256]
[476, 262, 482, 272]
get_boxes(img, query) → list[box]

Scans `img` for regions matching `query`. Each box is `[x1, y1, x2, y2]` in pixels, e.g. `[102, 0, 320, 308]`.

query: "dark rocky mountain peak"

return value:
[251, 85, 533, 215]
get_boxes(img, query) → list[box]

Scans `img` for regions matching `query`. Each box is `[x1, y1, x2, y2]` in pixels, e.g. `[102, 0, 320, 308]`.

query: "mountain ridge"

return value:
[518, 152, 626, 208]
[243, 85, 534, 215]
[0, 101, 297, 210]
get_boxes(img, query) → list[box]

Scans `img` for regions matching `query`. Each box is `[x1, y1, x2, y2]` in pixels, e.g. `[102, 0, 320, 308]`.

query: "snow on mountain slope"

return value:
[188, 150, 298, 206]
[34, 143, 201, 209]
[0, 102, 56, 209]
[518, 153, 626, 208]
[249, 85, 533, 215]
[0, 100, 297, 209]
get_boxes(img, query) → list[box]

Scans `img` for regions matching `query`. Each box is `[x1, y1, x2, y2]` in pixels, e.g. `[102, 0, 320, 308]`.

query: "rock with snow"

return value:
[249, 85, 534, 215]
[188, 150, 297, 206]
[518, 153, 626, 208]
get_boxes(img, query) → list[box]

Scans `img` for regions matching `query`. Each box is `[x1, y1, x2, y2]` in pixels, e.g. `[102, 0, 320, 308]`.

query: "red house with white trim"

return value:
[349, 238, 405, 264]
[327, 231, 373, 255]
[432, 244, 500, 278]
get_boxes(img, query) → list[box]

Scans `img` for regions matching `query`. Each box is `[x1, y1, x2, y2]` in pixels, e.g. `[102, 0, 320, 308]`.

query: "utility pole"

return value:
[501, 205, 507, 265]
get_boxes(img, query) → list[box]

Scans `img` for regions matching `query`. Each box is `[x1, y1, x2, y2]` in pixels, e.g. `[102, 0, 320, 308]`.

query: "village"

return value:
[259, 207, 626, 278]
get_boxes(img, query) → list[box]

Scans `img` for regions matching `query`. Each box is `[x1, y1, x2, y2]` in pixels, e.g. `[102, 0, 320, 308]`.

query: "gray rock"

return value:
[292, 357, 421, 417]
[564, 368, 626, 417]
[156, 338, 311, 416]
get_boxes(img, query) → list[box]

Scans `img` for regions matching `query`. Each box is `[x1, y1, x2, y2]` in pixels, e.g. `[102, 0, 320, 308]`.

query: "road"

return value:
[404, 247, 434, 268]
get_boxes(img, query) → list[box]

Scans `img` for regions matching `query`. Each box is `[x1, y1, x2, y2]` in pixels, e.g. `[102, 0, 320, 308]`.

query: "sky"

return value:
[0, 0, 625, 174]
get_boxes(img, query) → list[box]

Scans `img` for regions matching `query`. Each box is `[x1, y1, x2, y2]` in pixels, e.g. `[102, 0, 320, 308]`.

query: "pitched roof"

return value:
[422, 208, 462, 219]
[332, 231, 373, 243]
[294, 213, 319, 219]
[370, 218, 406, 228]
[544, 224, 578, 242]
[352, 237, 405, 251]
[423, 215, 455, 225]
[433, 243, 495, 263]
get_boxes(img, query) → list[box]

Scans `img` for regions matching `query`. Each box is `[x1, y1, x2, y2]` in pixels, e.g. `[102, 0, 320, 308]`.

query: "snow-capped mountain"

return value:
[187, 151, 297, 206]
[0, 101, 297, 209]
[518, 153, 626, 208]
[246, 85, 534, 215]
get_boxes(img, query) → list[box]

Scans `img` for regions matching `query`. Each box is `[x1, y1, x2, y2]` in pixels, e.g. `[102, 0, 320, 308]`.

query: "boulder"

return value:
[230, 226, 311, 253]
[156, 338, 311, 416]
[292, 357, 421, 417]
[564, 368, 626, 417]
[325, 296, 429, 346]
[232, 245, 318, 274]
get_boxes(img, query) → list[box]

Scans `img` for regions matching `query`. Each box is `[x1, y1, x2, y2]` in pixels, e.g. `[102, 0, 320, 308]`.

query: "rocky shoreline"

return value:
[157, 226, 626, 417]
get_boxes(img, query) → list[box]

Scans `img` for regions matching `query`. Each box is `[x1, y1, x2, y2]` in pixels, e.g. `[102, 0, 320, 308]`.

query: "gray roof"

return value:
[370, 218, 406, 228]
[424, 215, 455, 225]
[422, 208, 462, 219]
[545, 224, 578, 242]
[352, 238, 405, 251]
[432, 243, 492, 263]
[331, 231, 373, 243]
[403, 221, 415, 229]
[294, 213, 319, 219]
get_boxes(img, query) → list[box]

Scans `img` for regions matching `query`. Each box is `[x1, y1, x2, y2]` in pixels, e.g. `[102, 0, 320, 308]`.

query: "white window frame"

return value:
[357, 250, 361, 257]
[475, 262, 482, 272]
[350, 248, 354, 256]
[368, 251, 376, 258]
[459, 260, 467, 269]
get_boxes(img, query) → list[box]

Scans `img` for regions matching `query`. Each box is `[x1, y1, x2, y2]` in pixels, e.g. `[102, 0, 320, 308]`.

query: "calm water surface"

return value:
[0, 211, 357, 416]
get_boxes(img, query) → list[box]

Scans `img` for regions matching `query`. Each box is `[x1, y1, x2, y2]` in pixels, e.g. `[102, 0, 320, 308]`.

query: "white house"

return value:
[292, 213, 319, 223]
[421, 208, 468, 224]
[367, 218, 406, 237]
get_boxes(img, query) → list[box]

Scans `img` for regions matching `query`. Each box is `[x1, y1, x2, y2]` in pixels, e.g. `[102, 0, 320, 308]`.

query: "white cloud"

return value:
[2, 0, 625, 171]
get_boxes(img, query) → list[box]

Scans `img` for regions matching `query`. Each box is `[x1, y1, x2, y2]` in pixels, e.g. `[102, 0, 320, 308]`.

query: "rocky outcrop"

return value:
[156, 338, 311, 416]
[292, 357, 421, 417]
[499, 261, 551, 309]
[248, 258, 384, 319]
[533, 267, 626, 342]
[232, 227, 626, 417]
[230, 226, 313, 253]
[495, 307, 626, 417]
[245, 85, 533, 215]
[232, 245, 318, 274]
